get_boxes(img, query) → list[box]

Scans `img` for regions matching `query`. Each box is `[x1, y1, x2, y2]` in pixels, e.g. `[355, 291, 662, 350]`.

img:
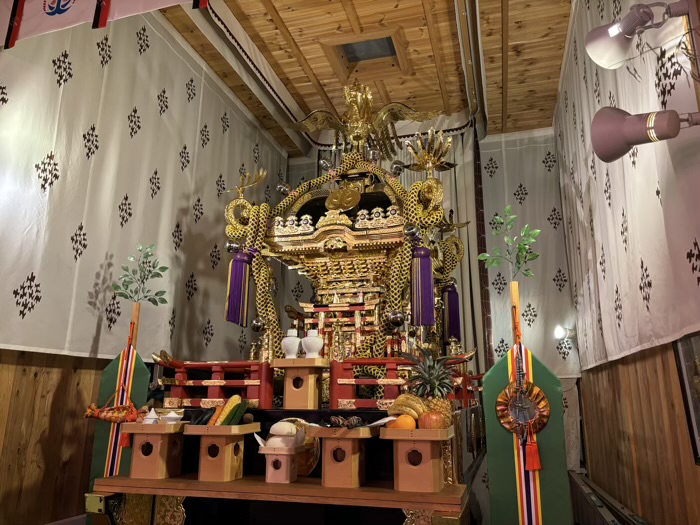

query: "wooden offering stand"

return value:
[184, 423, 260, 482]
[306, 426, 378, 488]
[121, 422, 185, 480]
[272, 358, 329, 410]
[258, 445, 305, 484]
[380, 427, 455, 493]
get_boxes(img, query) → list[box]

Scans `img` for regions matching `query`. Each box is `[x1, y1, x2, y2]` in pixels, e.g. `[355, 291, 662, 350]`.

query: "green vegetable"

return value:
[228, 400, 249, 426]
[215, 395, 241, 425]
[199, 408, 216, 425]
[191, 408, 214, 425]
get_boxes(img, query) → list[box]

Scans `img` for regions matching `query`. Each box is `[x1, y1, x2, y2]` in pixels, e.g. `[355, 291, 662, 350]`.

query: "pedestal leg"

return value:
[402, 508, 468, 525]
[198, 435, 244, 482]
[321, 437, 364, 488]
[109, 494, 153, 525]
[154, 495, 186, 525]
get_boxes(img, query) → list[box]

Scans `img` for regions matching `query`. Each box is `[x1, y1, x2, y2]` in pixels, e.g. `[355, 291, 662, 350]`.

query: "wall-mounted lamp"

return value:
[591, 106, 700, 162]
[585, 1, 692, 69]
[554, 325, 576, 341]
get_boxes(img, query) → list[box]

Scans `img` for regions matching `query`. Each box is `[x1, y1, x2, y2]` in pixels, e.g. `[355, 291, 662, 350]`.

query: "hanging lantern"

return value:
[225, 251, 252, 326]
[411, 247, 435, 326]
[442, 283, 461, 343]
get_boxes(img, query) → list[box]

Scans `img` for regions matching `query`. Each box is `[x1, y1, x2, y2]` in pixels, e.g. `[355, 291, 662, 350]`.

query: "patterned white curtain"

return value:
[555, 0, 700, 370]
[480, 129, 581, 379]
[0, 12, 287, 361]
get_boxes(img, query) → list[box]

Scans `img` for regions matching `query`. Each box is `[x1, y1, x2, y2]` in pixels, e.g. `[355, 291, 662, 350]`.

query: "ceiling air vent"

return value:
[341, 37, 396, 63]
[320, 28, 411, 82]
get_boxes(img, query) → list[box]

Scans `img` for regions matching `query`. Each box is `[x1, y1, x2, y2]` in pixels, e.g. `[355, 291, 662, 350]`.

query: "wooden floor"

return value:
[580, 343, 700, 524]
[94, 475, 467, 514]
[0, 350, 106, 525]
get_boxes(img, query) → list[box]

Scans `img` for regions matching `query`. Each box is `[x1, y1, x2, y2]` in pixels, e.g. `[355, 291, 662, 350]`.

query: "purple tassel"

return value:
[442, 284, 461, 343]
[226, 252, 252, 326]
[411, 247, 435, 326]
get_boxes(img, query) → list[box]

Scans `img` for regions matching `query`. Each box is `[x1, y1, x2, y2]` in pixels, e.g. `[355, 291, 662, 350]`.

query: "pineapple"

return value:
[401, 348, 464, 426]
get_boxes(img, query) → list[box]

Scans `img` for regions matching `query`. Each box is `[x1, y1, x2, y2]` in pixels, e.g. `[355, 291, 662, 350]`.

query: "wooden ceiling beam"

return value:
[340, 0, 363, 34]
[259, 0, 339, 118]
[501, 0, 509, 134]
[421, 0, 451, 115]
[374, 80, 391, 105]
[160, 5, 305, 156]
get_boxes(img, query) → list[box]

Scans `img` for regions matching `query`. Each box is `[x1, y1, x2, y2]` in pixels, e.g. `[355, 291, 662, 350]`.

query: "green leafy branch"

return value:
[112, 244, 169, 306]
[477, 205, 540, 278]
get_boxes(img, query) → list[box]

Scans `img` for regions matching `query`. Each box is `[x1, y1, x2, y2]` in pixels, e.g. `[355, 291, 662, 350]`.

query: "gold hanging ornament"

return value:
[295, 78, 439, 159]
[404, 128, 456, 176]
[325, 186, 361, 212]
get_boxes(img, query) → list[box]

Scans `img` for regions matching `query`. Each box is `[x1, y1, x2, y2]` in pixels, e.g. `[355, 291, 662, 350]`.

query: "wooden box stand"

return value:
[307, 426, 378, 488]
[259, 446, 305, 484]
[380, 427, 455, 493]
[184, 423, 260, 482]
[121, 422, 185, 480]
[272, 358, 328, 410]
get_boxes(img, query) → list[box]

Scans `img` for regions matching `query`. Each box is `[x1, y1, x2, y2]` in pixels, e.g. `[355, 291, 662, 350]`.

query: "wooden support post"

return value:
[131, 302, 141, 350]
[258, 361, 273, 410]
[330, 360, 342, 410]
[208, 365, 225, 399]
[384, 361, 400, 400]
[171, 369, 187, 399]
[510, 281, 521, 346]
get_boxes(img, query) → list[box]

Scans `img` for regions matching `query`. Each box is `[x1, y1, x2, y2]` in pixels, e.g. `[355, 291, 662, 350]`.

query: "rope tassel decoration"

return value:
[442, 283, 461, 342]
[525, 422, 542, 471]
[225, 251, 252, 326]
[411, 246, 435, 326]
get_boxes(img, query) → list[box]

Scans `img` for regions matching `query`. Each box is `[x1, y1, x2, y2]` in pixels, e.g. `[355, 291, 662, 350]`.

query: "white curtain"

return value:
[480, 129, 581, 379]
[555, 0, 700, 370]
[0, 12, 287, 361]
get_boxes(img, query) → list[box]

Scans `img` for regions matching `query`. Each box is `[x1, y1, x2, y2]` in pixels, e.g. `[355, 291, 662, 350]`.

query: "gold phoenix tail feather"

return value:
[405, 129, 457, 175]
[293, 79, 439, 158]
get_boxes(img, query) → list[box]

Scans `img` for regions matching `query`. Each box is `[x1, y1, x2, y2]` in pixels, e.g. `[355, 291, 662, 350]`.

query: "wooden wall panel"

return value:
[0, 350, 106, 525]
[580, 344, 700, 524]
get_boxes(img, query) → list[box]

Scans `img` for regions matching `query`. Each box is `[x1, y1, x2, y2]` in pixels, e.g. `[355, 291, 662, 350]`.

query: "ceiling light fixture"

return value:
[591, 106, 700, 162]
[585, 1, 691, 69]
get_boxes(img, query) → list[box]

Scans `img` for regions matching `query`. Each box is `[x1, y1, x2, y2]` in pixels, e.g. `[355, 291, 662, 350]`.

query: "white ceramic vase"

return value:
[302, 329, 323, 359]
[282, 329, 301, 358]
[144, 408, 159, 424]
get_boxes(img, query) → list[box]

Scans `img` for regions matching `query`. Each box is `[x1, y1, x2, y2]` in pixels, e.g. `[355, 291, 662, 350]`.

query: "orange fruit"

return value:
[387, 414, 417, 430]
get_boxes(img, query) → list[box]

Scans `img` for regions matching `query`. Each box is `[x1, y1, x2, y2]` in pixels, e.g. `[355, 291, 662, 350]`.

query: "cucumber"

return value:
[229, 400, 249, 426]
[190, 410, 206, 425]
[199, 408, 216, 425]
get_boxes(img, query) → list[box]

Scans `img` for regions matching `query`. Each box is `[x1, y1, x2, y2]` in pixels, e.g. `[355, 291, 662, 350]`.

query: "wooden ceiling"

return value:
[161, 6, 306, 156]
[164, 0, 572, 153]
[479, 0, 571, 134]
[226, 0, 467, 115]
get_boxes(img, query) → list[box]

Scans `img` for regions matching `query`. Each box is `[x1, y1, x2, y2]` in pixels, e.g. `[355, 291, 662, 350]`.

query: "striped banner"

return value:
[102, 344, 137, 477]
[484, 342, 573, 525]
[508, 345, 543, 525]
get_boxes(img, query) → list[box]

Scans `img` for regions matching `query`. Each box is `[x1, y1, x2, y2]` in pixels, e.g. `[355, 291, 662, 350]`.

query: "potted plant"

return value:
[112, 243, 169, 348]
[477, 205, 540, 278]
